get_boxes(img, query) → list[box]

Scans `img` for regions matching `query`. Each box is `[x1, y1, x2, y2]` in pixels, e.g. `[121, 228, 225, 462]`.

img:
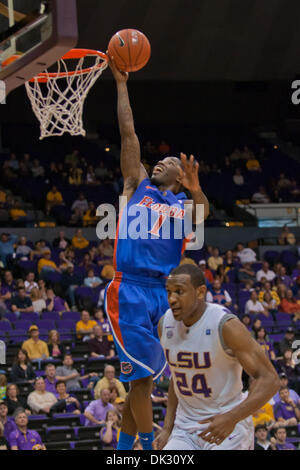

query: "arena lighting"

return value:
[105, 147, 110, 152]
[273, 145, 278, 149]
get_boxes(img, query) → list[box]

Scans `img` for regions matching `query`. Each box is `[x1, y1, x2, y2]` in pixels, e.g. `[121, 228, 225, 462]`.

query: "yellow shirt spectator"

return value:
[180, 257, 197, 266]
[10, 209, 27, 220]
[46, 190, 63, 203]
[246, 158, 260, 171]
[38, 258, 58, 274]
[22, 338, 49, 360]
[207, 256, 223, 271]
[94, 376, 126, 400]
[0, 191, 6, 203]
[72, 235, 89, 249]
[101, 265, 115, 280]
[76, 319, 97, 339]
[258, 289, 280, 305]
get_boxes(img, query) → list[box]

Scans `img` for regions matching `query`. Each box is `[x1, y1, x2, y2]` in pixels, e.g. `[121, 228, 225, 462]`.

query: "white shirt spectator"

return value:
[71, 199, 88, 213]
[25, 280, 39, 292]
[27, 390, 57, 413]
[233, 174, 244, 186]
[237, 248, 257, 264]
[245, 299, 265, 315]
[256, 269, 276, 282]
[32, 298, 47, 313]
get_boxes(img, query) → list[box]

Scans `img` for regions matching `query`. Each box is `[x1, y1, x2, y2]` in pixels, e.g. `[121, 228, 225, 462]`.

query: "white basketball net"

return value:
[25, 52, 108, 140]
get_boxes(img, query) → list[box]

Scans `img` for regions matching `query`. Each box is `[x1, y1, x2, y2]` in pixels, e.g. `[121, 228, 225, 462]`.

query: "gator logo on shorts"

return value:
[121, 362, 133, 375]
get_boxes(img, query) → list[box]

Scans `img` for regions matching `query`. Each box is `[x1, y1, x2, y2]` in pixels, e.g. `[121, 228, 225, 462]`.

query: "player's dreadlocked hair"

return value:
[170, 264, 206, 288]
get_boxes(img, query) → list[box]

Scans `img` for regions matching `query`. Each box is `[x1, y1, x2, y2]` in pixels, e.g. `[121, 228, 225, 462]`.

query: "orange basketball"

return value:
[108, 29, 151, 72]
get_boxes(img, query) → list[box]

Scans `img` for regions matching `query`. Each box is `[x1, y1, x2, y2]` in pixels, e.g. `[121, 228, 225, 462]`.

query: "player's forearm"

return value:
[225, 373, 279, 425]
[162, 378, 178, 432]
[116, 82, 135, 137]
[189, 186, 209, 222]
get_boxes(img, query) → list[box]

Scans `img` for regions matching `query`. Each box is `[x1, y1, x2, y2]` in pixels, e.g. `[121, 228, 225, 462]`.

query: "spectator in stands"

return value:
[109, 385, 120, 404]
[48, 330, 66, 359]
[278, 173, 292, 190]
[241, 314, 252, 331]
[64, 149, 80, 168]
[94, 308, 113, 340]
[251, 318, 269, 341]
[270, 426, 296, 450]
[44, 364, 59, 395]
[24, 272, 38, 294]
[256, 262, 276, 283]
[254, 424, 275, 450]
[37, 279, 47, 301]
[273, 373, 300, 406]
[72, 229, 89, 250]
[223, 250, 237, 271]
[27, 377, 57, 414]
[278, 225, 296, 246]
[84, 269, 102, 288]
[86, 165, 98, 185]
[76, 310, 97, 341]
[16, 237, 32, 260]
[57, 250, 74, 272]
[0, 375, 6, 400]
[84, 388, 114, 426]
[9, 409, 46, 450]
[71, 192, 88, 216]
[252, 186, 270, 204]
[276, 282, 287, 303]
[246, 153, 261, 171]
[245, 291, 267, 316]
[276, 349, 300, 391]
[9, 201, 29, 226]
[232, 168, 244, 186]
[276, 267, 293, 289]
[206, 279, 232, 307]
[215, 265, 229, 284]
[46, 185, 64, 216]
[151, 382, 168, 407]
[94, 365, 126, 400]
[0, 400, 16, 443]
[10, 349, 36, 384]
[279, 328, 296, 356]
[235, 242, 257, 264]
[79, 253, 96, 273]
[254, 327, 276, 361]
[54, 381, 81, 414]
[52, 231, 71, 250]
[3, 270, 15, 293]
[0, 277, 11, 312]
[88, 325, 115, 359]
[114, 397, 125, 417]
[22, 326, 49, 361]
[11, 287, 33, 317]
[238, 263, 256, 287]
[69, 207, 83, 226]
[0, 421, 8, 450]
[29, 241, 45, 261]
[292, 261, 300, 281]
[61, 265, 82, 310]
[5, 384, 31, 416]
[83, 202, 98, 227]
[31, 159, 45, 178]
[46, 288, 70, 314]
[261, 292, 278, 318]
[56, 353, 97, 391]
[0, 233, 18, 267]
[97, 240, 114, 266]
[252, 404, 275, 429]
[258, 281, 280, 305]
[274, 387, 300, 426]
[37, 249, 61, 278]
[198, 260, 214, 283]
[30, 288, 46, 314]
[207, 247, 223, 271]
[100, 409, 121, 449]
[100, 263, 115, 280]
[68, 167, 83, 185]
[280, 289, 300, 320]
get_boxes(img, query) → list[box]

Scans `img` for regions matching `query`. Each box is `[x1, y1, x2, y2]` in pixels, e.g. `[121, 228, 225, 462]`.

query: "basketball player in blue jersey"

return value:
[105, 58, 209, 451]
[153, 264, 280, 450]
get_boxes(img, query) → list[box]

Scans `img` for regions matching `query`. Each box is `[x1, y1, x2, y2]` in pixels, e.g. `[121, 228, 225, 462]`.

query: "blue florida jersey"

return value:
[114, 178, 188, 277]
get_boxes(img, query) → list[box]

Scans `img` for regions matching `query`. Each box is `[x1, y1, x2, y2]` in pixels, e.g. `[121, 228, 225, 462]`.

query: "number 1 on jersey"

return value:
[149, 214, 167, 237]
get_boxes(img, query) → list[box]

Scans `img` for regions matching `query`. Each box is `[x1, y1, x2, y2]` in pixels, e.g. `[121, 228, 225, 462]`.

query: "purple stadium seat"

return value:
[19, 312, 39, 322]
[5, 312, 17, 322]
[40, 311, 61, 322]
[8, 330, 28, 343]
[252, 262, 263, 273]
[57, 320, 76, 331]
[0, 321, 12, 331]
[35, 320, 56, 330]
[43, 271, 62, 284]
[256, 314, 274, 328]
[280, 250, 298, 267]
[264, 250, 280, 264]
[238, 291, 251, 312]
[13, 320, 32, 331]
[75, 286, 93, 298]
[18, 260, 37, 272]
[227, 269, 237, 283]
[276, 313, 292, 327]
[61, 311, 81, 322]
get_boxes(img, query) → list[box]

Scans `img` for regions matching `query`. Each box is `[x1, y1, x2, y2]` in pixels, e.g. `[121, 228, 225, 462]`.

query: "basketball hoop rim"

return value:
[28, 48, 108, 82]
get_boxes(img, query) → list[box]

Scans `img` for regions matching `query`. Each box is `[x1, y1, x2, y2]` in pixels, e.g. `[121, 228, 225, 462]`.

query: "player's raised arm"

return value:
[198, 318, 280, 445]
[109, 57, 148, 198]
[180, 153, 209, 222]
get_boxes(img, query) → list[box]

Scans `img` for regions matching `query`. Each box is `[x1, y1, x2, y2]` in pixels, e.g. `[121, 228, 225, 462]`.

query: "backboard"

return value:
[0, 0, 78, 96]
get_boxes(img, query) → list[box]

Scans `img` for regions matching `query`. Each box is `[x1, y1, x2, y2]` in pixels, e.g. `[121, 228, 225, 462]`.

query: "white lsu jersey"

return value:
[161, 303, 245, 431]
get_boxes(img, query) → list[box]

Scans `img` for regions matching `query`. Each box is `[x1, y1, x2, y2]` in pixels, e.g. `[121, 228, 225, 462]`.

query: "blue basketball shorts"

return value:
[104, 271, 169, 382]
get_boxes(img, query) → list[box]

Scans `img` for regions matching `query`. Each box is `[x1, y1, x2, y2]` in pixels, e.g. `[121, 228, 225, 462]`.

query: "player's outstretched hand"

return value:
[198, 413, 236, 446]
[107, 52, 129, 83]
[152, 428, 171, 450]
[178, 153, 200, 192]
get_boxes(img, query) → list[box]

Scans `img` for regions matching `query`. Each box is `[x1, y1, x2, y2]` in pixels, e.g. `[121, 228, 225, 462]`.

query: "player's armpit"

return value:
[157, 314, 165, 340]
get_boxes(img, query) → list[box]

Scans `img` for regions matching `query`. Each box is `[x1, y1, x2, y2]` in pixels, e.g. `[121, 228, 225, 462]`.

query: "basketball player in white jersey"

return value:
[153, 264, 280, 450]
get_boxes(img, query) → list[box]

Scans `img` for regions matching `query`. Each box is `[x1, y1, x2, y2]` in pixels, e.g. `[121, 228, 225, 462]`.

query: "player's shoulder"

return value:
[158, 308, 173, 338]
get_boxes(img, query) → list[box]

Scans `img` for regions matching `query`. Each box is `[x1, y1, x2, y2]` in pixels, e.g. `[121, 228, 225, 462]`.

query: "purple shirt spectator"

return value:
[276, 442, 296, 450]
[8, 429, 44, 450]
[44, 378, 57, 395]
[84, 399, 114, 426]
[3, 417, 17, 442]
[274, 401, 299, 421]
[292, 267, 300, 280]
[273, 389, 300, 404]
[96, 320, 111, 336]
[100, 426, 118, 449]
[46, 296, 65, 312]
[276, 275, 293, 288]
